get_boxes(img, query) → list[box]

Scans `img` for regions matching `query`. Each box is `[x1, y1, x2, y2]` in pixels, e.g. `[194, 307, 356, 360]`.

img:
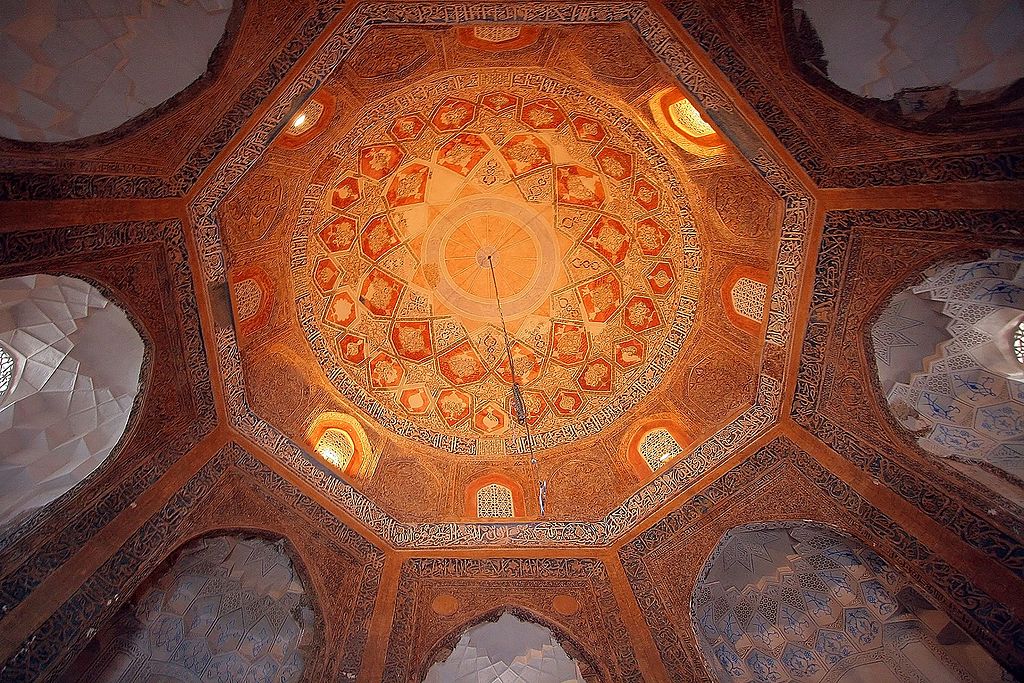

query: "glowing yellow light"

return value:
[668, 98, 715, 139]
[649, 87, 723, 157]
[292, 112, 307, 128]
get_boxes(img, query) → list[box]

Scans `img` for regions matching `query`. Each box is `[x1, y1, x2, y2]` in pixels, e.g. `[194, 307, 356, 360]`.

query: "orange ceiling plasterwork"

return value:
[4, 1, 1024, 680]
[191, 5, 809, 546]
[292, 68, 697, 454]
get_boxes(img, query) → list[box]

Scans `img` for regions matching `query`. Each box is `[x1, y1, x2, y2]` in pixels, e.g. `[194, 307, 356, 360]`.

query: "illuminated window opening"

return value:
[668, 97, 716, 139]
[316, 427, 355, 472]
[289, 98, 324, 134]
[650, 87, 723, 157]
[638, 427, 683, 472]
[476, 482, 515, 518]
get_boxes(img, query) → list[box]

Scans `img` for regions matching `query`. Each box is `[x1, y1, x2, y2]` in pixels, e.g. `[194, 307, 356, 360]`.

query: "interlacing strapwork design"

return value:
[233, 278, 262, 322]
[0, 344, 13, 400]
[639, 428, 682, 472]
[476, 483, 514, 518]
[731, 277, 767, 322]
[316, 428, 355, 471]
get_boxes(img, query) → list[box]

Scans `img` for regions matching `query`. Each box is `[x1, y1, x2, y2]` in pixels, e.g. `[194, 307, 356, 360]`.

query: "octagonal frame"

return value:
[188, 0, 816, 548]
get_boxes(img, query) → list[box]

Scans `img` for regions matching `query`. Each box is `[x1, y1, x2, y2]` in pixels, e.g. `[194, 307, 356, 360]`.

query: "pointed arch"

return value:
[464, 473, 526, 519]
[64, 529, 322, 682]
[867, 248, 1024, 497]
[692, 520, 1010, 683]
[0, 273, 149, 531]
[307, 412, 376, 479]
[419, 605, 604, 683]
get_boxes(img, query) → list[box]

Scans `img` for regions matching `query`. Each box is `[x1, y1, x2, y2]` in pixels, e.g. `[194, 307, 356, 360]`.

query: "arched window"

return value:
[693, 522, 1010, 683]
[476, 482, 514, 518]
[306, 412, 376, 479]
[229, 266, 274, 338]
[233, 277, 263, 322]
[66, 534, 316, 681]
[628, 420, 690, 477]
[424, 612, 585, 683]
[650, 87, 723, 156]
[316, 427, 355, 472]
[0, 274, 145, 530]
[722, 266, 771, 335]
[639, 428, 683, 472]
[471, 25, 522, 43]
[870, 249, 1024, 490]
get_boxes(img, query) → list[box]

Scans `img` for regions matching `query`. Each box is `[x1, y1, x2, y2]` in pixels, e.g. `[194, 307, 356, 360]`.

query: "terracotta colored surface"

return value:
[0, 3, 1022, 682]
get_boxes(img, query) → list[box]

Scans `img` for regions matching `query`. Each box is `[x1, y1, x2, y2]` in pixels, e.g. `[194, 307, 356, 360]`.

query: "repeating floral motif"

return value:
[291, 68, 697, 454]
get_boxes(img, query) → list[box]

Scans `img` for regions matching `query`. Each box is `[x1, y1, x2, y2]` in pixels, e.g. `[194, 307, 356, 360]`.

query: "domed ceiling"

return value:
[208, 20, 790, 534]
[293, 69, 697, 454]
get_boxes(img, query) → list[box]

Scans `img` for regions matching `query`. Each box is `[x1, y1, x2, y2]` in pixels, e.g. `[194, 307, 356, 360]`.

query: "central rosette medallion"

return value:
[294, 70, 699, 454]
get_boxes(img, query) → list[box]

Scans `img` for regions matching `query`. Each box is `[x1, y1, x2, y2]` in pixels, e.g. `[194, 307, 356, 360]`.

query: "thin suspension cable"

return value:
[487, 255, 519, 378]
[487, 255, 544, 516]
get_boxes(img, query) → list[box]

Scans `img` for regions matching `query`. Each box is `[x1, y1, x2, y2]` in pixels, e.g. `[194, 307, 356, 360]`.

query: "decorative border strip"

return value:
[619, 437, 1024, 680]
[791, 209, 1024, 581]
[0, 219, 216, 614]
[189, 1, 814, 548]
